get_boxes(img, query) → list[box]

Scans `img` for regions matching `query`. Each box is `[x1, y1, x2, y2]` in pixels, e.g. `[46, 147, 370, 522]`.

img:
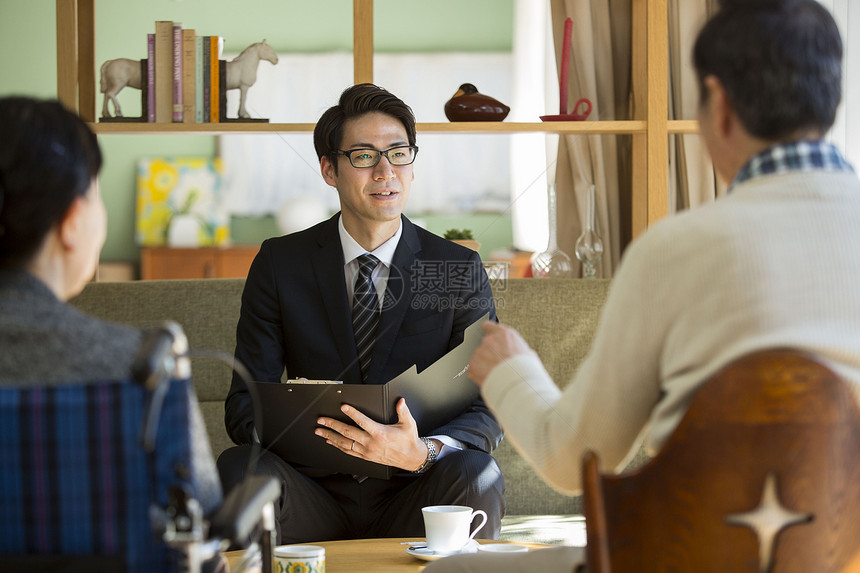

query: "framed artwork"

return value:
[136, 157, 229, 246]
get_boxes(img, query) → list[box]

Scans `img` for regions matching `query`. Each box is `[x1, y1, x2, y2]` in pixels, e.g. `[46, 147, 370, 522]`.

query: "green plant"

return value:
[162, 188, 200, 243]
[443, 228, 474, 240]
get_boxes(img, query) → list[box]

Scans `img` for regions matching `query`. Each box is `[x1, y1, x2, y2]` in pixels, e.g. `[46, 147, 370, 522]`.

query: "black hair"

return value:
[0, 96, 102, 270]
[693, 0, 842, 140]
[313, 83, 416, 174]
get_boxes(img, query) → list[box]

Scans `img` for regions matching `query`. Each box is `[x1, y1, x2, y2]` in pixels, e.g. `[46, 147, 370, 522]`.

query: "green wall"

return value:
[0, 0, 514, 264]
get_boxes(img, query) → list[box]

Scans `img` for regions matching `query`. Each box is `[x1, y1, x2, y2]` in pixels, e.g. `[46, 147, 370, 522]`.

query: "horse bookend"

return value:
[100, 58, 145, 120]
[225, 39, 278, 120]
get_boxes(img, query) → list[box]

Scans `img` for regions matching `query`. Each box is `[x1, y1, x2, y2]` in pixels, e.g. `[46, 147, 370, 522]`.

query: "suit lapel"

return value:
[367, 216, 421, 383]
[310, 215, 362, 382]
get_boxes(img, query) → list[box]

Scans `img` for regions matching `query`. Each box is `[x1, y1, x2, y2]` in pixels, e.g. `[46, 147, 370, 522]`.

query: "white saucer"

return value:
[406, 539, 480, 562]
[478, 543, 529, 553]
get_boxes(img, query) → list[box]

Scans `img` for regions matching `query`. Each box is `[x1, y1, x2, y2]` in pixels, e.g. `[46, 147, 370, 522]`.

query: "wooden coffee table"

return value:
[225, 537, 550, 572]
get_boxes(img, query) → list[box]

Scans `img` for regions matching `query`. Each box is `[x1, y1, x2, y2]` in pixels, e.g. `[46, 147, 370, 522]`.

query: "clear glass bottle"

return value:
[575, 184, 604, 278]
[532, 183, 574, 278]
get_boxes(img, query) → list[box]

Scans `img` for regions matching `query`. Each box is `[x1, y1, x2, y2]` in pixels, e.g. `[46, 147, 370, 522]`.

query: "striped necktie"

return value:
[352, 254, 380, 384]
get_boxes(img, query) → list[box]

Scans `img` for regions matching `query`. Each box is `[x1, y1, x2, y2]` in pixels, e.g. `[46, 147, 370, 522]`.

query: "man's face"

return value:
[321, 111, 414, 233]
[697, 98, 718, 164]
[696, 77, 733, 184]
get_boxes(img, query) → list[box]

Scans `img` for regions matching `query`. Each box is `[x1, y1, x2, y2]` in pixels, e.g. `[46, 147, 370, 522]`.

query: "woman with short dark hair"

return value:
[0, 96, 136, 381]
[0, 96, 224, 571]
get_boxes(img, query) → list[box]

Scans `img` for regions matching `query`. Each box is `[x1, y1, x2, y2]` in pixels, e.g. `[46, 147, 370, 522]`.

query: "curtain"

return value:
[508, 0, 554, 254]
[820, 0, 860, 168]
[220, 52, 513, 218]
[549, 0, 631, 278]
[667, 0, 720, 213]
[548, 0, 716, 278]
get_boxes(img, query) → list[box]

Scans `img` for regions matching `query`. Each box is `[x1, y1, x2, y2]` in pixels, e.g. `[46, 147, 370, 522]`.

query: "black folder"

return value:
[250, 314, 489, 479]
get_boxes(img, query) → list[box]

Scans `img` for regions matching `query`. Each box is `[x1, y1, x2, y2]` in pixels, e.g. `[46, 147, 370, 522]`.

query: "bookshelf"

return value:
[55, 0, 687, 240]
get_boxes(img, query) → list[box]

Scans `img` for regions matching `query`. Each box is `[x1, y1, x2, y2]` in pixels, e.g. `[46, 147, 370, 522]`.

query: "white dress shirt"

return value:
[338, 217, 464, 459]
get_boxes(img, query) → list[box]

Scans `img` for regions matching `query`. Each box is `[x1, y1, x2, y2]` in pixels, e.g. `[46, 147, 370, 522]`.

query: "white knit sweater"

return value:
[482, 169, 860, 495]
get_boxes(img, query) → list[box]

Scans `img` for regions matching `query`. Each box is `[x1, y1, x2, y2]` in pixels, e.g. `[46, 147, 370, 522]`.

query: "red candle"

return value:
[560, 17, 572, 115]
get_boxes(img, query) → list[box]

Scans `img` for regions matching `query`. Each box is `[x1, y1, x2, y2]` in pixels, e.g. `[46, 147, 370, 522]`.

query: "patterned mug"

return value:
[273, 544, 325, 573]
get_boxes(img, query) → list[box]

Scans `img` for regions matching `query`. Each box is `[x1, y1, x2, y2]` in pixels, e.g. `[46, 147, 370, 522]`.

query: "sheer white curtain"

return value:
[374, 55, 513, 214]
[220, 53, 351, 217]
[820, 0, 860, 167]
[508, 0, 554, 253]
[667, 0, 720, 213]
[220, 53, 513, 219]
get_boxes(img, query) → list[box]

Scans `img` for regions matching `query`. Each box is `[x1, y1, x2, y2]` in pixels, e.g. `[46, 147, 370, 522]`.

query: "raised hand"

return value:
[468, 321, 537, 386]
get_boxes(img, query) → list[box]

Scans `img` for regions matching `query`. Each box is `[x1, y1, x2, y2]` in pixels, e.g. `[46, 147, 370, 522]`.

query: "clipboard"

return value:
[250, 314, 489, 479]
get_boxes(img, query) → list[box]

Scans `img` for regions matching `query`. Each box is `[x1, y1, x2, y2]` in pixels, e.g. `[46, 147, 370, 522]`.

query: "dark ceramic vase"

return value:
[444, 83, 510, 122]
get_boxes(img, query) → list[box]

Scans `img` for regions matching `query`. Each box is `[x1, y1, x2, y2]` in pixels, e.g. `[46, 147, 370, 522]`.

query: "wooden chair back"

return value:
[582, 349, 860, 573]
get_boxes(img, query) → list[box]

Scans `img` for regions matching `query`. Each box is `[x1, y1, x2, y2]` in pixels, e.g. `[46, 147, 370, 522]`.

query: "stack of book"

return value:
[145, 20, 224, 123]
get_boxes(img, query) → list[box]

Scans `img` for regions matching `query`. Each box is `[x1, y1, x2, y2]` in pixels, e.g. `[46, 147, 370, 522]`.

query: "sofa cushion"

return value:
[71, 277, 612, 520]
[71, 279, 245, 456]
[491, 279, 609, 516]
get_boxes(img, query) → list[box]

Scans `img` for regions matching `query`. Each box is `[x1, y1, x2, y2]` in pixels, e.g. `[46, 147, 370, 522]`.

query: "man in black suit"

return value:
[218, 83, 505, 543]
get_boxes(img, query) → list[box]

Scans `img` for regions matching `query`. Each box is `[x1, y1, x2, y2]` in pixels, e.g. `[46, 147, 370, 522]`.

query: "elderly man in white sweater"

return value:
[427, 0, 858, 571]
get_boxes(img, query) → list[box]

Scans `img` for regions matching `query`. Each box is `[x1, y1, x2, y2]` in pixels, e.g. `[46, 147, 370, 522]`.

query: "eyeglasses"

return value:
[334, 145, 419, 168]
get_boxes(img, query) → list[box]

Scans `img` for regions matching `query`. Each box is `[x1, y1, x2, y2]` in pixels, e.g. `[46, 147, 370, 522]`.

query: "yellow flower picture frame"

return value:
[136, 157, 229, 246]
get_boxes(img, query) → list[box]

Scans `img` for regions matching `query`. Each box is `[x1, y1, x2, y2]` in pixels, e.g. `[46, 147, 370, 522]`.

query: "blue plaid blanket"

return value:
[0, 379, 197, 573]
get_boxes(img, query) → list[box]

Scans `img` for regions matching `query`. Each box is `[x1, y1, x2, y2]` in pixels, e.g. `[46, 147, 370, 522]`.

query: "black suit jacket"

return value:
[225, 214, 503, 461]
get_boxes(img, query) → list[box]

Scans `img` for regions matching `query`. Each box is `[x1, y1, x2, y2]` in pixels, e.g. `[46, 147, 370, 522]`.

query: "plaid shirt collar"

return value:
[731, 140, 854, 191]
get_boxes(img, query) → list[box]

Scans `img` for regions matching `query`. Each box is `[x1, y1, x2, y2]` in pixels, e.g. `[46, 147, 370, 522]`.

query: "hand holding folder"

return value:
[250, 314, 489, 479]
[315, 397, 428, 473]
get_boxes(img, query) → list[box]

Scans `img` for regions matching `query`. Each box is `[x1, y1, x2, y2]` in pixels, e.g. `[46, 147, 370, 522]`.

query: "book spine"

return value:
[209, 36, 219, 123]
[146, 34, 155, 123]
[202, 36, 210, 123]
[172, 22, 183, 122]
[140, 59, 149, 122]
[182, 29, 196, 123]
[195, 35, 204, 123]
[219, 59, 226, 122]
[154, 20, 173, 123]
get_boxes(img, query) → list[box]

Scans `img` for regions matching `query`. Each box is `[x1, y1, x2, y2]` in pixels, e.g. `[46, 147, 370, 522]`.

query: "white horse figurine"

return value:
[100, 58, 142, 118]
[226, 40, 278, 119]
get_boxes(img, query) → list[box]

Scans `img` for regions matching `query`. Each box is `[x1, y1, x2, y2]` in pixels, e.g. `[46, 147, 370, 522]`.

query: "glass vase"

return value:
[574, 184, 604, 278]
[532, 183, 574, 278]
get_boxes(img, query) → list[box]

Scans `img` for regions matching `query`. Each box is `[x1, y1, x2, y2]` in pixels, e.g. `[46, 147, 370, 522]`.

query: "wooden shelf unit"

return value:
[56, 0, 687, 241]
[92, 120, 649, 136]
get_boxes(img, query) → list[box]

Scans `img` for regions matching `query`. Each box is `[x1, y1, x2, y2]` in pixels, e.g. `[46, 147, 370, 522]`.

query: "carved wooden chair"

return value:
[582, 349, 860, 573]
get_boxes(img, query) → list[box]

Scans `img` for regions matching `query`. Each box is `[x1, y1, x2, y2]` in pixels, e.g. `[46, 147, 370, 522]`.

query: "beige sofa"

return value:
[71, 278, 610, 544]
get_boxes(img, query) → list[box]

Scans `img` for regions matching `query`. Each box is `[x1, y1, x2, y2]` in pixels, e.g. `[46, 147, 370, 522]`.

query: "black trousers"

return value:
[217, 445, 506, 544]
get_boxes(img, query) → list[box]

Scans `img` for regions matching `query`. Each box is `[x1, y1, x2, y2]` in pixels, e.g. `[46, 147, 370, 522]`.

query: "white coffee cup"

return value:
[422, 505, 488, 554]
